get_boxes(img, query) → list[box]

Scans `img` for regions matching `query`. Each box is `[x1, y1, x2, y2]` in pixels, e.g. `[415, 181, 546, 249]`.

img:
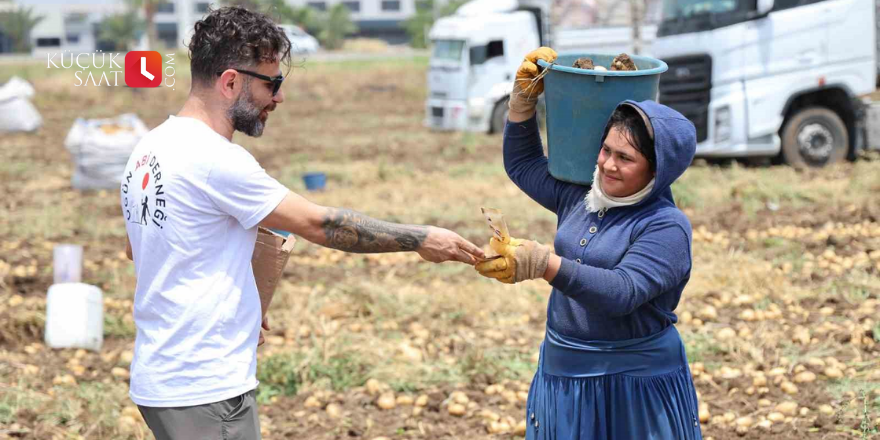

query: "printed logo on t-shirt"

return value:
[122, 152, 168, 229]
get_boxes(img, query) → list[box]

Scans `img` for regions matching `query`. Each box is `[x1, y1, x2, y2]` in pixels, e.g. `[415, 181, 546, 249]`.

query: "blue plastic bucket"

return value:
[537, 53, 668, 185]
[303, 172, 326, 191]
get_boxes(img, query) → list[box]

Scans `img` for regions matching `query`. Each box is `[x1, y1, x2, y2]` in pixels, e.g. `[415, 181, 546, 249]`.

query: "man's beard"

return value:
[228, 83, 267, 137]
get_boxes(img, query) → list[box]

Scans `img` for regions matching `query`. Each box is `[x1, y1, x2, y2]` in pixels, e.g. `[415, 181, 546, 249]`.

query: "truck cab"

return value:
[653, 0, 877, 166]
[425, 0, 548, 133]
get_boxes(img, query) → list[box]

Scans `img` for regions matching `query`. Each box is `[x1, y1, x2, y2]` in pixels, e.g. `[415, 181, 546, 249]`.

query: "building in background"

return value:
[0, 33, 10, 53]
[2, 0, 660, 55]
[286, 0, 428, 44]
[153, 0, 205, 52]
[0, 0, 27, 53]
[3, 0, 425, 54]
[2, 0, 205, 55]
[0, 12, 12, 53]
[4, 0, 122, 57]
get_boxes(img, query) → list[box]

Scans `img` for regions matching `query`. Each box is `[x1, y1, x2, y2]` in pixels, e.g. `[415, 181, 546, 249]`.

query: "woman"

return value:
[476, 47, 702, 439]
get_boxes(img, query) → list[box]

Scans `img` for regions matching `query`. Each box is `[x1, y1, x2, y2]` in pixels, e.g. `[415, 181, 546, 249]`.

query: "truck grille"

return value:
[658, 54, 712, 143]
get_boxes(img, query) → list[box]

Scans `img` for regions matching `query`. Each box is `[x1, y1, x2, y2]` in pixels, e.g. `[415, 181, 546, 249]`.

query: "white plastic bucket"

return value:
[53, 244, 83, 284]
[44, 283, 104, 351]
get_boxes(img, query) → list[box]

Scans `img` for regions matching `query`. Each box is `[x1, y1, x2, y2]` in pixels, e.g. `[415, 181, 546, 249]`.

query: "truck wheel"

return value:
[780, 107, 848, 168]
[490, 98, 509, 134]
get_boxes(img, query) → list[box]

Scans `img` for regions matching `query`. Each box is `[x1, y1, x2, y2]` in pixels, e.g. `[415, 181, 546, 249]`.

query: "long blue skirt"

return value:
[525, 325, 703, 440]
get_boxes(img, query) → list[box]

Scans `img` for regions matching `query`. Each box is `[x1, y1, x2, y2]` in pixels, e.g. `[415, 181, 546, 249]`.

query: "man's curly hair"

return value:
[188, 6, 291, 88]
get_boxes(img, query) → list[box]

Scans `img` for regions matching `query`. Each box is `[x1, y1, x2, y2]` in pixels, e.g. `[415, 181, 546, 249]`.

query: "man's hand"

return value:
[261, 194, 485, 264]
[474, 237, 551, 283]
[417, 227, 485, 265]
[258, 316, 270, 347]
[125, 238, 133, 261]
[509, 47, 558, 118]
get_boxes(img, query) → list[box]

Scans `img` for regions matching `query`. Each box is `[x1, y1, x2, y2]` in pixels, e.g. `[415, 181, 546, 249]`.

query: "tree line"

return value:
[0, 0, 467, 54]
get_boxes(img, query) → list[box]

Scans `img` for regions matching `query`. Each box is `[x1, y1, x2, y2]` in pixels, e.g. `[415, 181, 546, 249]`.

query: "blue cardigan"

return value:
[504, 100, 697, 341]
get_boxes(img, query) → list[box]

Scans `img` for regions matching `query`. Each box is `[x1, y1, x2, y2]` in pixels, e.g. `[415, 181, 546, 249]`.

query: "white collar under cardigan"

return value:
[585, 165, 656, 213]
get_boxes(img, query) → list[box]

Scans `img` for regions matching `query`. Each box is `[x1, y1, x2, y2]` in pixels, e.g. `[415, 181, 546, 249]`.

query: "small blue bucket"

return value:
[537, 53, 668, 185]
[268, 228, 291, 237]
[303, 172, 326, 191]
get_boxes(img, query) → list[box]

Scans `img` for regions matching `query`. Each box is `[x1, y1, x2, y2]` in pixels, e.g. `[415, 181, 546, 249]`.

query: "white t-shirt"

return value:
[120, 115, 289, 407]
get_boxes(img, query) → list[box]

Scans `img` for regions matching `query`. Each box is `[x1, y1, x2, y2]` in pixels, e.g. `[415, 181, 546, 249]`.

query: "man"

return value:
[120, 7, 484, 439]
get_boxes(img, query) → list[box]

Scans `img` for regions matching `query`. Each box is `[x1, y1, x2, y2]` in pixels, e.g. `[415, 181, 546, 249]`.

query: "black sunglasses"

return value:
[220, 69, 284, 96]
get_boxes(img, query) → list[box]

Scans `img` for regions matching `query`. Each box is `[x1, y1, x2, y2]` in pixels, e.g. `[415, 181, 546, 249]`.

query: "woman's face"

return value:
[597, 127, 654, 197]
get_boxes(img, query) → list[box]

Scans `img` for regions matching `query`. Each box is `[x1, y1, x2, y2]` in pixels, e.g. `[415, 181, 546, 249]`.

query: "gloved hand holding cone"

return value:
[509, 47, 558, 115]
[476, 208, 551, 284]
[475, 236, 551, 284]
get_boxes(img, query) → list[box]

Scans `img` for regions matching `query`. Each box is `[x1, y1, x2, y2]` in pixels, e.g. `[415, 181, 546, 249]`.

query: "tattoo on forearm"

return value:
[322, 208, 428, 253]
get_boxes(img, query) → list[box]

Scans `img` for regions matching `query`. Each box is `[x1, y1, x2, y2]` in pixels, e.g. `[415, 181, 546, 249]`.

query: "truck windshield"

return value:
[663, 0, 739, 19]
[432, 40, 466, 62]
[658, 0, 756, 36]
[470, 40, 504, 66]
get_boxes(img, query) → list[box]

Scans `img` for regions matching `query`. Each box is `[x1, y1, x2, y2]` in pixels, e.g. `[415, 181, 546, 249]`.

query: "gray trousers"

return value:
[137, 389, 260, 440]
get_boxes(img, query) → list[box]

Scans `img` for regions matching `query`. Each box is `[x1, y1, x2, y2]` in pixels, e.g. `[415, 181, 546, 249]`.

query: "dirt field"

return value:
[0, 56, 879, 440]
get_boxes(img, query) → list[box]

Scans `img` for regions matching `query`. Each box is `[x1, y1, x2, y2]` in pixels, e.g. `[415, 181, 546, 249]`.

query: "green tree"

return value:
[402, 5, 432, 49]
[0, 7, 44, 53]
[318, 4, 356, 50]
[288, 6, 322, 35]
[125, 0, 170, 50]
[97, 11, 145, 51]
[402, 0, 465, 49]
[258, 0, 322, 42]
[256, 0, 357, 51]
[261, 0, 295, 24]
[226, 0, 261, 13]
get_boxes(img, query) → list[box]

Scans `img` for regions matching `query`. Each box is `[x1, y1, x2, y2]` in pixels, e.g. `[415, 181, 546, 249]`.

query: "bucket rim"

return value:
[537, 53, 668, 77]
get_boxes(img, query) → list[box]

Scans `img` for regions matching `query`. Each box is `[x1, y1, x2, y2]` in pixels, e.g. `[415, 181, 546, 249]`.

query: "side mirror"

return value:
[757, 0, 774, 15]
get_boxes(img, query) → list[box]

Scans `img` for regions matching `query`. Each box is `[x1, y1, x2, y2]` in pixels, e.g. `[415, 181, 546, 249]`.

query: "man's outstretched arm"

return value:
[260, 191, 484, 264]
[319, 208, 428, 253]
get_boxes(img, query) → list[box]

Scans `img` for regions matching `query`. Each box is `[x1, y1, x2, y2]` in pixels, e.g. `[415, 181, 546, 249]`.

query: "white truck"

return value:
[424, 0, 660, 134]
[424, 0, 550, 133]
[426, 0, 880, 168]
[652, 0, 879, 166]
